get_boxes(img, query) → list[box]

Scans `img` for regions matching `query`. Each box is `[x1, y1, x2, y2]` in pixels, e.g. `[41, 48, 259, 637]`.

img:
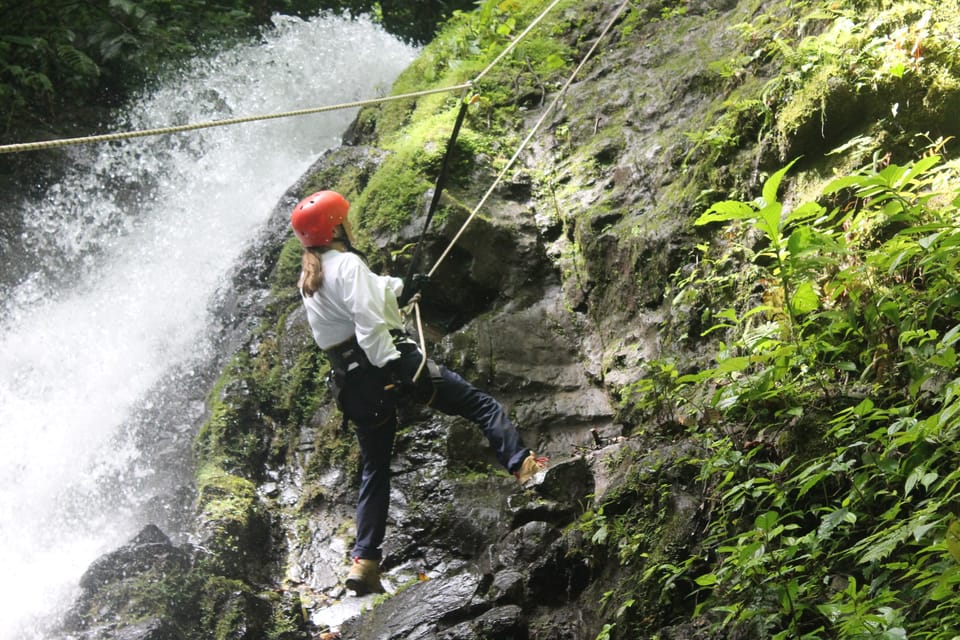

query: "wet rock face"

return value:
[59, 524, 298, 640]
[60, 525, 193, 639]
[340, 571, 484, 639]
[330, 462, 599, 639]
[77, 525, 187, 592]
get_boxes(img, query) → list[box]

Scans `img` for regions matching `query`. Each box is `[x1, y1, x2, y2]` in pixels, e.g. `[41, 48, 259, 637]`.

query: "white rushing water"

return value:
[0, 15, 416, 639]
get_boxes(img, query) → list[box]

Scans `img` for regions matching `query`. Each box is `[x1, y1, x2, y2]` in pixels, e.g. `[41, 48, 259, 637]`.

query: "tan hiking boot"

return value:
[345, 557, 385, 595]
[513, 452, 549, 484]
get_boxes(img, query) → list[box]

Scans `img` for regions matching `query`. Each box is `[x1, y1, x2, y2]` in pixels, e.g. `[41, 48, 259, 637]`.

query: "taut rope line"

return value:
[0, 84, 470, 154]
[425, 0, 633, 279]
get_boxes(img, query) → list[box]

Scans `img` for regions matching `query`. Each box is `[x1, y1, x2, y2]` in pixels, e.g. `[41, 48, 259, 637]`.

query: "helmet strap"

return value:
[333, 224, 368, 263]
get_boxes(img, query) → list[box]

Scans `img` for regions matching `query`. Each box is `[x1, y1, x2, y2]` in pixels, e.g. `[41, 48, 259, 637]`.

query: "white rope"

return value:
[412, 300, 429, 383]
[0, 84, 470, 154]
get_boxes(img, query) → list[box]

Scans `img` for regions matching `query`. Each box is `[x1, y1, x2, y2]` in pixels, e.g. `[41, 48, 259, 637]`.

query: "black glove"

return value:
[398, 273, 430, 306]
[384, 357, 414, 394]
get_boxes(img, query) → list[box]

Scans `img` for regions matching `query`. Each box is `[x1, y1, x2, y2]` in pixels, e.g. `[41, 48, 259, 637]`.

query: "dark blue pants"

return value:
[350, 347, 530, 561]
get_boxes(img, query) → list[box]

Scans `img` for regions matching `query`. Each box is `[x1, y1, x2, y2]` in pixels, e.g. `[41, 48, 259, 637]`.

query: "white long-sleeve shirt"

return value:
[301, 250, 405, 368]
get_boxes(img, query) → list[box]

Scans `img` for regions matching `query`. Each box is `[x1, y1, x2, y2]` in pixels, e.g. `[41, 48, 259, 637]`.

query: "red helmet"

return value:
[290, 190, 350, 247]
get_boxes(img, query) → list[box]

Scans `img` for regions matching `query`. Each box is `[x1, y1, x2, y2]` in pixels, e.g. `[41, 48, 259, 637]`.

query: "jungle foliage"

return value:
[683, 151, 960, 639]
[598, 149, 960, 640]
[586, 0, 960, 637]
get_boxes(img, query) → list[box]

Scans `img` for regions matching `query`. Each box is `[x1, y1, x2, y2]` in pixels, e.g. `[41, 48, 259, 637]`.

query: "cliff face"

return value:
[59, 0, 960, 639]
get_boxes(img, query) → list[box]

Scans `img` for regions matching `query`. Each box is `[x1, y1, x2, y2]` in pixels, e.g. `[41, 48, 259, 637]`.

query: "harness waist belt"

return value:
[325, 330, 416, 375]
[325, 336, 368, 375]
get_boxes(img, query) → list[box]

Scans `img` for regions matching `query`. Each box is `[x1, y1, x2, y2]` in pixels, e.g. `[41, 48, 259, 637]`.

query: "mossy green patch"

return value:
[271, 237, 307, 295]
[194, 353, 267, 477]
[576, 448, 703, 636]
[196, 464, 258, 520]
[344, 0, 582, 238]
[200, 576, 271, 640]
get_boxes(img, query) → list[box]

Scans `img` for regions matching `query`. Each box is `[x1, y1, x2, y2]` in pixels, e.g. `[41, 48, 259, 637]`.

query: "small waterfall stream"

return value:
[0, 15, 416, 639]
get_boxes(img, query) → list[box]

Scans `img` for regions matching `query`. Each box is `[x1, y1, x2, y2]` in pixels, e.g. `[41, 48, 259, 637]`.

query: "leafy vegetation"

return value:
[604, 149, 960, 638]
[574, 0, 960, 634]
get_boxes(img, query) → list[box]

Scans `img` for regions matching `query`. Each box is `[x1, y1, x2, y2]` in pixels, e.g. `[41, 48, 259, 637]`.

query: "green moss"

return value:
[196, 465, 257, 518]
[353, 150, 433, 232]
[194, 354, 266, 476]
[271, 238, 305, 294]
[194, 464, 272, 581]
[200, 576, 270, 640]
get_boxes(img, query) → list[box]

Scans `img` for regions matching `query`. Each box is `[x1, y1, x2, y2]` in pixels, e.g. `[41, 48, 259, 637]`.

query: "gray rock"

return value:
[77, 525, 188, 595]
[438, 604, 526, 639]
[340, 571, 484, 640]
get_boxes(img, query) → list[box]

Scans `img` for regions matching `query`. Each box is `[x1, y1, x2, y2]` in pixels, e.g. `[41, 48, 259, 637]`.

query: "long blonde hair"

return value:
[298, 247, 326, 296]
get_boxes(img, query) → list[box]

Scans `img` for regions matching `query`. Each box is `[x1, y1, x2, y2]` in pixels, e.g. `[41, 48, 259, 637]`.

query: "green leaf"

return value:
[941, 324, 960, 347]
[543, 53, 566, 72]
[761, 158, 799, 207]
[910, 515, 937, 542]
[0, 35, 43, 47]
[823, 175, 867, 195]
[785, 201, 826, 225]
[756, 201, 783, 245]
[591, 524, 608, 545]
[818, 507, 856, 538]
[896, 154, 940, 189]
[57, 45, 100, 77]
[946, 518, 960, 561]
[905, 467, 923, 496]
[858, 530, 907, 564]
[695, 201, 755, 226]
[615, 598, 636, 618]
[755, 510, 780, 532]
[715, 356, 751, 374]
[789, 281, 819, 315]
[695, 573, 718, 586]
[787, 226, 813, 254]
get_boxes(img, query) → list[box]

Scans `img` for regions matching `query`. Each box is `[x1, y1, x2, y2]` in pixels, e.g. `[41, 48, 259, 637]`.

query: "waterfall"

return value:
[0, 15, 416, 639]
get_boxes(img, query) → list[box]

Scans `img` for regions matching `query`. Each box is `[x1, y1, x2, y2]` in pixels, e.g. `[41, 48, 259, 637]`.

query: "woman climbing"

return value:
[291, 190, 547, 595]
